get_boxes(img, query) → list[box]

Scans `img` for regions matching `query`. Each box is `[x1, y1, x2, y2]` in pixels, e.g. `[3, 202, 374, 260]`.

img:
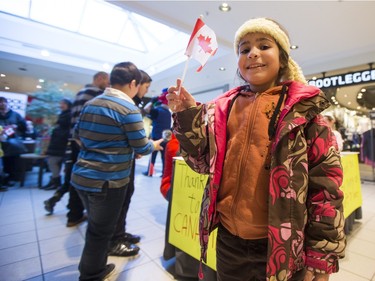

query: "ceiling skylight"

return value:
[0, 0, 190, 75]
[0, 0, 186, 53]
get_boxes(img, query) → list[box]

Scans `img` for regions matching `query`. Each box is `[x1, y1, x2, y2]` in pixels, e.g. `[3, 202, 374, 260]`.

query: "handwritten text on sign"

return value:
[169, 158, 217, 270]
[340, 152, 362, 218]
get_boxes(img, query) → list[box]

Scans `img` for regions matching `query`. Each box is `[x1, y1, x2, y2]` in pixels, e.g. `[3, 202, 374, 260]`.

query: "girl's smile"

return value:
[238, 32, 281, 93]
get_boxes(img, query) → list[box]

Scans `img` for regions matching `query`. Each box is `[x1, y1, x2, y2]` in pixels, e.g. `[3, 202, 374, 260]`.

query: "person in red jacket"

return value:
[160, 129, 179, 200]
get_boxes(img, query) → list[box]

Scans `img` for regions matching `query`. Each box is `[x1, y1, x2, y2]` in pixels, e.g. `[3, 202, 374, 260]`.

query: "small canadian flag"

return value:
[185, 18, 218, 72]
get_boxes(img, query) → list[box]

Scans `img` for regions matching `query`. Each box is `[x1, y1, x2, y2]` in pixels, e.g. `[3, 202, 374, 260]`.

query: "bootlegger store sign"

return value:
[308, 69, 375, 89]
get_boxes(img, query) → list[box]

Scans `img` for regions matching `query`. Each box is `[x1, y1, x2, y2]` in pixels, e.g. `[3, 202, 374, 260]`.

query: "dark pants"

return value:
[146, 141, 167, 176]
[216, 224, 305, 281]
[67, 141, 84, 221]
[77, 185, 127, 281]
[111, 160, 135, 240]
[46, 160, 72, 205]
[3, 155, 21, 181]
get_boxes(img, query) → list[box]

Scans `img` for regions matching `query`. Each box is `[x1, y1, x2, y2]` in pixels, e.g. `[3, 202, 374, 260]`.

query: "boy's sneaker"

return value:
[66, 214, 87, 227]
[108, 241, 140, 257]
[123, 232, 141, 244]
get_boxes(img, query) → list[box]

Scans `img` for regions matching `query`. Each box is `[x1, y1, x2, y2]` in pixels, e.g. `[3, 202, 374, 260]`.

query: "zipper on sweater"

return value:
[229, 93, 260, 236]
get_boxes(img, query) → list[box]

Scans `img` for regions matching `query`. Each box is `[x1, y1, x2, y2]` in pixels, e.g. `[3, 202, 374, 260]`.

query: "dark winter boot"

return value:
[44, 198, 55, 214]
[44, 176, 61, 190]
[43, 183, 67, 215]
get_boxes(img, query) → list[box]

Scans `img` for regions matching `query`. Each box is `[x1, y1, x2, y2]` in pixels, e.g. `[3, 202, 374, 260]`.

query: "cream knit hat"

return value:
[234, 18, 307, 84]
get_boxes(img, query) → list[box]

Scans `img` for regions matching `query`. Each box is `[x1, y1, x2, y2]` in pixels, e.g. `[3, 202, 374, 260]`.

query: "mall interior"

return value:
[1, 1, 375, 281]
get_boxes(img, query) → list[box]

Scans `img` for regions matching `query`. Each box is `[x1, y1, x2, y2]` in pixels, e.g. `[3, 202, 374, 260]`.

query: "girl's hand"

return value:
[166, 78, 196, 113]
[303, 270, 329, 281]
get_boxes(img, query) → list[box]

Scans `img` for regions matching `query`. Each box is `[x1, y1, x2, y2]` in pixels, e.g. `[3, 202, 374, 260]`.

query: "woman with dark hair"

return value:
[42, 98, 72, 190]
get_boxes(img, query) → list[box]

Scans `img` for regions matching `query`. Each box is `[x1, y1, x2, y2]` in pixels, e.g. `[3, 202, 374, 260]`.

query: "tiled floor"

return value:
[1, 158, 375, 281]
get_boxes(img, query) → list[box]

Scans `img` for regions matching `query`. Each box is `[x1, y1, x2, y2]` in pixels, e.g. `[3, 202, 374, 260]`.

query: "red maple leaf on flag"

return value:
[185, 18, 218, 71]
[197, 34, 213, 54]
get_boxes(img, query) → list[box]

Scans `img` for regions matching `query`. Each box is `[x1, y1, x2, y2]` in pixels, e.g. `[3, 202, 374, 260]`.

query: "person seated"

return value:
[0, 97, 27, 186]
[24, 120, 37, 140]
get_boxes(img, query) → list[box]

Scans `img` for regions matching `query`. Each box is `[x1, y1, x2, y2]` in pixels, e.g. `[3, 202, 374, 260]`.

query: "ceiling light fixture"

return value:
[0, 74, 5, 77]
[39, 79, 44, 83]
[219, 3, 231, 12]
[219, 67, 226, 71]
[290, 45, 298, 50]
[4, 86, 10, 90]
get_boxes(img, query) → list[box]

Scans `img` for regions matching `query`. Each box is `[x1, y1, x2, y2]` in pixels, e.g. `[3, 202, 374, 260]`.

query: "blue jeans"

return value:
[77, 184, 127, 281]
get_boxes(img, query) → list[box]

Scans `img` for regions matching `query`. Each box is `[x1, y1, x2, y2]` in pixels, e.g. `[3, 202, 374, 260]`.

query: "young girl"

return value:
[167, 18, 345, 281]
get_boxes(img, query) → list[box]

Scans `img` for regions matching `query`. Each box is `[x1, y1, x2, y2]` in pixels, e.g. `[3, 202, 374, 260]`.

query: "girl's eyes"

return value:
[239, 45, 271, 54]
[240, 48, 250, 54]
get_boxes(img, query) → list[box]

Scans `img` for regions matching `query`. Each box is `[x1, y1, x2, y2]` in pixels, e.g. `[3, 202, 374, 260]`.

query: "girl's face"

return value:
[237, 32, 281, 93]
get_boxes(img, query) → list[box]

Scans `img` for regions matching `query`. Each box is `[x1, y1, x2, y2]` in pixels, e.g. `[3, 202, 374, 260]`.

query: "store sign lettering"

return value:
[308, 69, 375, 89]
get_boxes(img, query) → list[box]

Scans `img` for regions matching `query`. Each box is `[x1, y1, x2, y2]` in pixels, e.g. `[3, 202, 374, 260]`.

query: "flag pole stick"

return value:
[177, 15, 203, 95]
[177, 56, 191, 95]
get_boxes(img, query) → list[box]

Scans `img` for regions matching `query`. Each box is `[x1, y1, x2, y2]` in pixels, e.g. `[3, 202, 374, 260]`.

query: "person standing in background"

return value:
[159, 129, 178, 259]
[324, 115, 344, 151]
[65, 71, 109, 227]
[108, 70, 152, 257]
[133, 70, 151, 110]
[0, 96, 27, 187]
[41, 98, 72, 190]
[71, 62, 163, 281]
[142, 88, 172, 177]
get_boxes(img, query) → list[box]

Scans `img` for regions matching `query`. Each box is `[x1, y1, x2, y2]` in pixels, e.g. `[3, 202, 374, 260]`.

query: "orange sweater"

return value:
[217, 86, 283, 239]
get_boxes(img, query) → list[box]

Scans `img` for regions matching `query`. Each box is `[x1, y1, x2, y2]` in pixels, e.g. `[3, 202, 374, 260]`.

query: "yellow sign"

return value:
[169, 158, 217, 270]
[340, 152, 362, 218]
[169, 153, 362, 270]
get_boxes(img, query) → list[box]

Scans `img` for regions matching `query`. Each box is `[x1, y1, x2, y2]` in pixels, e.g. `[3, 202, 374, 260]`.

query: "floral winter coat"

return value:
[172, 81, 346, 280]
